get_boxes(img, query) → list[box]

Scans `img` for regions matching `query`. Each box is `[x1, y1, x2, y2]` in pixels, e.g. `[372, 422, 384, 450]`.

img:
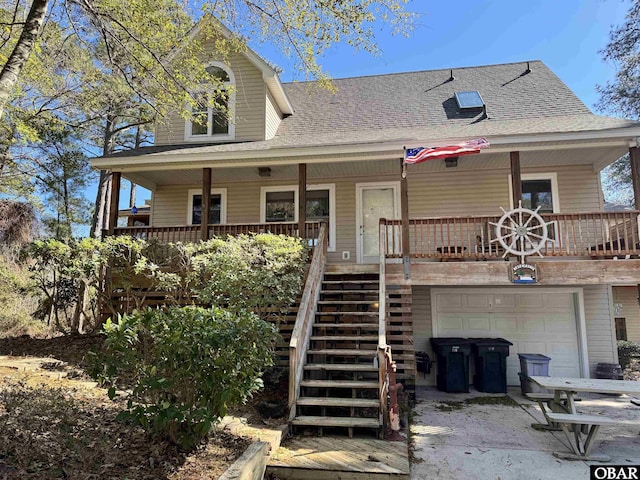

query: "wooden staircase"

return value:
[291, 270, 383, 437]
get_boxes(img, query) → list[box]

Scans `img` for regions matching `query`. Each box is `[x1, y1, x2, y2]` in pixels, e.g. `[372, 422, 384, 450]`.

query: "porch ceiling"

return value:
[123, 144, 628, 191]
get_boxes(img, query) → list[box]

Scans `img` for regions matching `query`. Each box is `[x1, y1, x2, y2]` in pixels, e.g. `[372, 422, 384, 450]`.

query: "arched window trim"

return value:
[184, 61, 236, 142]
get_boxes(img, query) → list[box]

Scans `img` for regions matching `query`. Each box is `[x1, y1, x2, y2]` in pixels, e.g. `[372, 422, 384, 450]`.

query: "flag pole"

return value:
[400, 148, 410, 280]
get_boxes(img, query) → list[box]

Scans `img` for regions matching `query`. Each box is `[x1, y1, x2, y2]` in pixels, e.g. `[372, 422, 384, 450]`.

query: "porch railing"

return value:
[380, 211, 640, 259]
[288, 222, 328, 420]
[111, 221, 322, 244]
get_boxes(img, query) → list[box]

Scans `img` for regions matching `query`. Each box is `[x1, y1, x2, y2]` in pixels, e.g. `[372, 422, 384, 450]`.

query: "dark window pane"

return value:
[615, 317, 628, 341]
[192, 194, 222, 225]
[306, 190, 329, 219]
[205, 65, 230, 82]
[266, 191, 295, 222]
[212, 94, 229, 135]
[522, 180, 553, 213]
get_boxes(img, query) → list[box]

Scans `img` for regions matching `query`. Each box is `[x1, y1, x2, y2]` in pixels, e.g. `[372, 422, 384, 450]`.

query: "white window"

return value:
[187, 188, 227, 225]
[508, 172, 560, 245]
[185, 62, 235, 142]
[509, 172, 560, 212]
[260, 184, 336, 251]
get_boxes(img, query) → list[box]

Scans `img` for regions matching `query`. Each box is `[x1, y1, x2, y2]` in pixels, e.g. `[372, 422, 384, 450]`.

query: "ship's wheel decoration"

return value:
[489, 201, 554, 264]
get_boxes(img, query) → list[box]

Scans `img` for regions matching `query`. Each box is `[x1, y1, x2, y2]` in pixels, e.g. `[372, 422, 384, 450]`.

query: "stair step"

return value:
[307, 349, 377, 357]
[300, 379, 379, 389]
[322, 280, 379, 285]
[297, 397, 380, 407]
[318, 301, 378, 305]
[321, 290, 378, 294]
[314, 323, 378, 329]
[316, 312, 378, 316]
[292, 416, 381, 428]
[310, 335, 378, 341]
[304, 363, 378, 372]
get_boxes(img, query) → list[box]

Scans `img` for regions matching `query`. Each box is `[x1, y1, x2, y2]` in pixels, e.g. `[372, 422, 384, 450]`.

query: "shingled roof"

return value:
[105, 60, 639, 158]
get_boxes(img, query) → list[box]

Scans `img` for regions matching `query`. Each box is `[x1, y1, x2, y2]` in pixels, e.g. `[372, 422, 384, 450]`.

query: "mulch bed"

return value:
[0, 335, 254, 479]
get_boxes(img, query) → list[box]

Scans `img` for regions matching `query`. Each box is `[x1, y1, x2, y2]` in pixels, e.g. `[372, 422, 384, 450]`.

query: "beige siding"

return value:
[613, 286, 640, 343]
[412, 286, 435, 386]
[583, 285, 617, 376]
[265, 90, 282, 140]
[155, 49, 266, 145]
[149, 158, 603, 264]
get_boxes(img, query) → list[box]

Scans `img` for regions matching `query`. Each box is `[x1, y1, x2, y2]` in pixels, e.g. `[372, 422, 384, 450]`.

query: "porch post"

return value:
[298, 163, 306, 237]
[630, 147, 640, 210]
[510, 151, 522, 207]
[107, 171, 121, 235]
[201, 167, 211, 241]
[400, 159, 410, 279]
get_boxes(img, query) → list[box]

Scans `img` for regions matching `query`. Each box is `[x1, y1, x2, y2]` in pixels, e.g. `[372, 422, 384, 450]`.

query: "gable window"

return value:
[185, 63, 235, 141]
[260, 184, 336, 251]
[187, 188, 227, 225]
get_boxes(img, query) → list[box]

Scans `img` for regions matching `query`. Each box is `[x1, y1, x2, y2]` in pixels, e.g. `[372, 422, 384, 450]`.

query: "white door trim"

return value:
[430, 286, 589, 378]
[355, 181, 401, 264]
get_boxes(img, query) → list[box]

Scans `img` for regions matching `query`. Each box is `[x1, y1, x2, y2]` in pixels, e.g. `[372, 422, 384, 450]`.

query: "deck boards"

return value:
[267, 436, 410, 480]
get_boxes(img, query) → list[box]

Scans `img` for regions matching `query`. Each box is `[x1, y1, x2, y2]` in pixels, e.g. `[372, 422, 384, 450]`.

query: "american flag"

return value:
[404, 138, 490, 164]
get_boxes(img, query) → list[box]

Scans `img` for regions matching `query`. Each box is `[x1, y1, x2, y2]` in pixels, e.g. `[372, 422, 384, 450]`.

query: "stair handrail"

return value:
[378, 220, 388, 432]
[288, 222, 328, 421]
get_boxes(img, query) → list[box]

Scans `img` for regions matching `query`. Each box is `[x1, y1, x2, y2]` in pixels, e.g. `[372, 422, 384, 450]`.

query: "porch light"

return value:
[131, 206, 138, 214]
[258, 167, 271, 177]
[445, 157, 458, 168]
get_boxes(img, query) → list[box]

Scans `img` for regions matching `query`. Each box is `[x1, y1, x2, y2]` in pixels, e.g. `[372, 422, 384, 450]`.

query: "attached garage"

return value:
[431, 288, 588, 385]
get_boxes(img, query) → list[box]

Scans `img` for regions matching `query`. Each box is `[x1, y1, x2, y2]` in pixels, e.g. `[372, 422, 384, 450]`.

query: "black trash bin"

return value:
[429, 338, 472, 393]
[471, 338, 513, 393]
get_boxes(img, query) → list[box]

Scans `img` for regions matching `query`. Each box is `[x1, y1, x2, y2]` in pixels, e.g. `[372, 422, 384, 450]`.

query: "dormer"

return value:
[154, 20, 293, 146]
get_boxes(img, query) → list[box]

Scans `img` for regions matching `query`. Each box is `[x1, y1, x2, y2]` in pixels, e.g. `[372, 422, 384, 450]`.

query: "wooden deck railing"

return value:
[288, 222, 328, 421]
[378, 225, 388, 435]
[111, 221, 322, 244]
[381, 211, 640, 259]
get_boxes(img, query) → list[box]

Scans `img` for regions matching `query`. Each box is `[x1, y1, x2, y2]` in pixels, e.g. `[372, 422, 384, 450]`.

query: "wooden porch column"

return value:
[298, 163, 306, 236]
[201, 167, 211, 241]
[107, 171, 121, 235]
[400, 159, 410, 279]
[510, 151, 522, 207]
[630, 147, 640, 210]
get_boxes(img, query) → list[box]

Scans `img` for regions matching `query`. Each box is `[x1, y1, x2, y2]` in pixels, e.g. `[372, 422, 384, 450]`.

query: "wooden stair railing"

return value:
[378, 223, 388, 436]
[288, 222, 328, 421]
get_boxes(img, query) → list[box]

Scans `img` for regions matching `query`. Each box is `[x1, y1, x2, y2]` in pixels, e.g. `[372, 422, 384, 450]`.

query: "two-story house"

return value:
[92, 29, 640, 435]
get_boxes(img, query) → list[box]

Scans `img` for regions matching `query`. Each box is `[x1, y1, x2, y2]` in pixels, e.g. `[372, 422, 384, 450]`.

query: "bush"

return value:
[89, 306, 279, 450]
[618, 340, 640, 369]
[0, 250, 45, 337]
[190, 234, 307, 320]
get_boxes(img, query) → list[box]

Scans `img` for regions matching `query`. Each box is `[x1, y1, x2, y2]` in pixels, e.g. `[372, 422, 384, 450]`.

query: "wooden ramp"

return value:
[267, 436, 410, 480]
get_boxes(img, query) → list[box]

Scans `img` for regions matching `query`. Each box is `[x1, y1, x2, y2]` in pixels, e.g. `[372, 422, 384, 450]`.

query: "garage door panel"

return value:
[493, 316, 518, 332]
[521, 315, 546, 334]
[465, 294, 492, 309]
[464, 316, 491, 332]
[543, 294, 575, 310]
[493, 294, 517, 309]
[435, 290, 582, 385]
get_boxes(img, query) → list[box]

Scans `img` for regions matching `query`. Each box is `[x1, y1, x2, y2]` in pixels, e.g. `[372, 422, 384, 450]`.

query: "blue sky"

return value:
[121, 0, 632, 210]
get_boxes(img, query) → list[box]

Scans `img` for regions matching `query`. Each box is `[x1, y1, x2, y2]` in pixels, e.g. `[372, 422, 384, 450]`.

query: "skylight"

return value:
[455, 91, 484, 109]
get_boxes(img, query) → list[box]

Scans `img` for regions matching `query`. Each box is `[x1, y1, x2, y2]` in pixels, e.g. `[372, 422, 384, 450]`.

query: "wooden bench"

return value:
[545, 412, 640, 461]
[525, 393, 581, 402]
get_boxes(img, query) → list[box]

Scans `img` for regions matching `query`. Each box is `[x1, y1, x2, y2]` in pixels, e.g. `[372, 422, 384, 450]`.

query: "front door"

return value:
[356, 182, 400, 263]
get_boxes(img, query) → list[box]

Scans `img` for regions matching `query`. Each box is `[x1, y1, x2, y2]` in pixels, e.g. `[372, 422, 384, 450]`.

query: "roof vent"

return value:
[455, 90, 484, 109]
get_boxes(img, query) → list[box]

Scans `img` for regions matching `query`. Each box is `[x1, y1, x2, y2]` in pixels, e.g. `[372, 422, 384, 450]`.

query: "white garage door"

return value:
[433, 289, 582, 385]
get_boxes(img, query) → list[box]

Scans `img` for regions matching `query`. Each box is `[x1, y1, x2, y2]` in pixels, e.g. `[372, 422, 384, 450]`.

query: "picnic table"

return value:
[528, 376, 640, 462]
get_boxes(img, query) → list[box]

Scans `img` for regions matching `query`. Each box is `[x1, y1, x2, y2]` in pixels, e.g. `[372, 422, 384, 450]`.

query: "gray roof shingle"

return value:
[105, 60, 640, 159]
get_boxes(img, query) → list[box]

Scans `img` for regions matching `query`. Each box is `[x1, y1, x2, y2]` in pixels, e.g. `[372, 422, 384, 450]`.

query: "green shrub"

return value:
[190, 233, 307, 319]
[90, 306, 278, 450]
[618, 340, 640, 369]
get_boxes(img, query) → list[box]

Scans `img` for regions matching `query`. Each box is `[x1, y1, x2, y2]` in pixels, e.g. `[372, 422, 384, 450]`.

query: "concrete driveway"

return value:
[410, 387, 640, 480]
